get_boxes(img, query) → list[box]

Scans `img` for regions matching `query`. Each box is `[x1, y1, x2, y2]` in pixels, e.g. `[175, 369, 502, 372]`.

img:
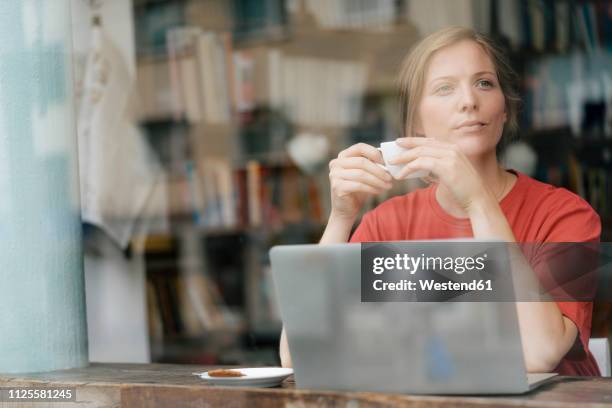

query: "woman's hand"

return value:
[390, 137, 489, 212]
[328, 143, 393, 221]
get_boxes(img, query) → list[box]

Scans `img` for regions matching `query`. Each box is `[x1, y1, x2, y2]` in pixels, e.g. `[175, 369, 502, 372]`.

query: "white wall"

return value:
[71, 0, 151, 364]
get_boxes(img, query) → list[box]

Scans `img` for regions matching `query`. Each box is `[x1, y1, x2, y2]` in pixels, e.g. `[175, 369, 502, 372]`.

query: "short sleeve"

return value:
[349, 212, 379, 243]
[556, 301, 594, 359]
[531, 191, 601, 355]
[537, 191, 601, 243]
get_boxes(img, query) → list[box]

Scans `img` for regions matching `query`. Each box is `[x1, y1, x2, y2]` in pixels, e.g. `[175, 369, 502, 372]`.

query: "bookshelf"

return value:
[132, 0, 612, 364]
[132, 0, 417, 365]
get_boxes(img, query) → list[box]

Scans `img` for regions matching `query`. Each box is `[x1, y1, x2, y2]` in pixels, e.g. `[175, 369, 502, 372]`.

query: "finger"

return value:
[334, 179, 384, 197]
[396, 137, 456, 150]
[338, 143, 385, 165]
[334, 156, 392, 182]
[420, 174, 439, 184]
[334, 168, 393, 190]
[396, 157, 439, 179]
[387, 145, 449, 165]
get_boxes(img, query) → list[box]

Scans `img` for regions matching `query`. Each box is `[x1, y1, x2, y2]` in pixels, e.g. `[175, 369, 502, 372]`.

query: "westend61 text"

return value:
[373, 279, 493, 292]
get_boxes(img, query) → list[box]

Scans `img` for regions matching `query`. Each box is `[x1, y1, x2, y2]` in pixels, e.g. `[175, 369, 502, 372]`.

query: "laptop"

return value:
[270, 242, 557, 395]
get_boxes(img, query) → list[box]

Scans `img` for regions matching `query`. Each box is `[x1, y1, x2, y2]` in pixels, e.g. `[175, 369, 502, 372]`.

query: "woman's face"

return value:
[416, 40, 507, 157]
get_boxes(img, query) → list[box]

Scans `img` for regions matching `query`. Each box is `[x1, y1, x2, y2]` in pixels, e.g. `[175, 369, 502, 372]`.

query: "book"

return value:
[555, 1, 570, 52]
[176, 274, 206, 336]
[277, 54, 367, 126]
[166, 28, 185, 120]
[185, 161, 204, 224]
[194, 157, 238, 229]
[180, 54, 203, 122]
[146, 280, 164, 339]
[567, 154, 585, 198]
[166, 26, 203, 122]
[196, 33, 232, 124]
[137, 58, 176, 120]
[306, 0, 396, 31]
[180, 272, 225, 330]
[247, 160, 262, 226]
[233, 0, 287, 42]
[233, 50, 256, 114]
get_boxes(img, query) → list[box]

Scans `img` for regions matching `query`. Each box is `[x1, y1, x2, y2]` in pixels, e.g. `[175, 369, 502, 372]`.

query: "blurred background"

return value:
[73, 0, 612, 366]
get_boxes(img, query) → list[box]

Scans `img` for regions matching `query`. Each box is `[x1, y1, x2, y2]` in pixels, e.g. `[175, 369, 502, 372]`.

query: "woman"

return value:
[280, 26, 601, 376]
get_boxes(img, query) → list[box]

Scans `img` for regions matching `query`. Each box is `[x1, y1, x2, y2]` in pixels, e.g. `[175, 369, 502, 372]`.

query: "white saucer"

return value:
[194, 367, 294, 388]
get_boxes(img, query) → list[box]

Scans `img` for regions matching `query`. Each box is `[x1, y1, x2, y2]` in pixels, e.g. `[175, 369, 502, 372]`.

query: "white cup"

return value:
[378, 141, 429, 180]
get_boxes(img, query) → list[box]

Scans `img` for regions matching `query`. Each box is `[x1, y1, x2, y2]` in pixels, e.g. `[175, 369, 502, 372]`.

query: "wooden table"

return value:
[1, 363, 611, 407]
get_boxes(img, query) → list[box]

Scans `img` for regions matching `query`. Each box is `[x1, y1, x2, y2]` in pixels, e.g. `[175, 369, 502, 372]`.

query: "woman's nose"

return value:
[459, 87, 478, 112]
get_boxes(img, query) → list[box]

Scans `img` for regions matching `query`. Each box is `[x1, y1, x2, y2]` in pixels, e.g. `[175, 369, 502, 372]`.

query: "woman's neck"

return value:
[435, 154, 513, 219]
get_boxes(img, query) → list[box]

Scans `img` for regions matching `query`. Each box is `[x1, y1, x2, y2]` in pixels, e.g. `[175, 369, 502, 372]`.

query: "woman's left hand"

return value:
[390, 137, 491, 212]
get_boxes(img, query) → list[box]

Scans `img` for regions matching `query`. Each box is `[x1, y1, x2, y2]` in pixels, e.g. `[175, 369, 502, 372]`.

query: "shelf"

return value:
[160, 218, 327, 237]
[150, 328, 280, 365]
[234, 152, 295, 169]
[139, 116, 190, 126]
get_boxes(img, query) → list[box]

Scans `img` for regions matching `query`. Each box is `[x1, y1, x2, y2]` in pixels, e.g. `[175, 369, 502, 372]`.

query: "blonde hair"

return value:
[398, 26, 520, 147]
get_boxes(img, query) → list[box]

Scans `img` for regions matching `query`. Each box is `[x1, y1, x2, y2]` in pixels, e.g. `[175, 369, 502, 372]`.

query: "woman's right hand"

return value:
[328, 143, 393, 221]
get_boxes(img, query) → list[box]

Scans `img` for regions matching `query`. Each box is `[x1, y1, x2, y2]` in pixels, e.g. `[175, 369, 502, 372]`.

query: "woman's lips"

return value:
[457, 123, 487, 132]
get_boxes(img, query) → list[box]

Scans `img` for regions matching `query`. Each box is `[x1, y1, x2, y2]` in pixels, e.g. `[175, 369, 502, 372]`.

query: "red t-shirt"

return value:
[350, 170, 601, 376]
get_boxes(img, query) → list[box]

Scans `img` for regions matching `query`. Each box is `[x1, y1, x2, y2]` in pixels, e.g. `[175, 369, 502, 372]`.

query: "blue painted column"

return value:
[0, 0, 88, 372]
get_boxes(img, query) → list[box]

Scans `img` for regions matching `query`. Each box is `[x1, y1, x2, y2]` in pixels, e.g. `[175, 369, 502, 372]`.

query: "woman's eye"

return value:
[477, 80, 494, 88]
[436, 85, 453, 94]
